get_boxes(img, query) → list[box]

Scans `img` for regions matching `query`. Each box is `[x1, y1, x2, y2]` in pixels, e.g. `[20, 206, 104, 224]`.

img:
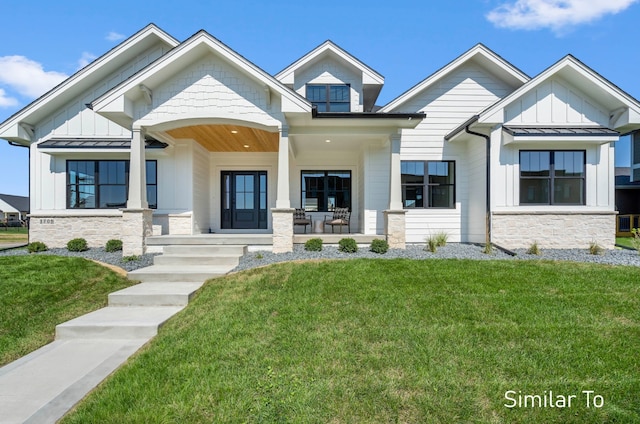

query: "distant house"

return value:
[1, 24, 640, 255]
[615, 167, 640, 235]
[0, 194, 29, 225]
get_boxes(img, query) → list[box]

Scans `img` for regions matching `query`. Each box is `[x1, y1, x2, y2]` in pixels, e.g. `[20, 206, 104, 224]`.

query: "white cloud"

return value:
[0, 56, 68, 98]
[106, 31, 125, 42]
[0, 88, 18, 108]
[77, 52, 97, 70]
[487, 0, 639, 32]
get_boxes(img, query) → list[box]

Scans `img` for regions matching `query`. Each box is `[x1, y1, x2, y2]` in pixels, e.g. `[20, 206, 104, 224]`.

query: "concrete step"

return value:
[154, 254, 239, 267]
[162, 244, 247, 256]
[147, 234, 272, 246]
[108, 282, 204, 307]
[127, 265, 234, 283]
[56, 306, 184, 340]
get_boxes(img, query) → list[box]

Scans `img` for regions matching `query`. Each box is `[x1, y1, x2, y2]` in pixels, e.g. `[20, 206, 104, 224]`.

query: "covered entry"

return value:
[221, 171, 268, 229]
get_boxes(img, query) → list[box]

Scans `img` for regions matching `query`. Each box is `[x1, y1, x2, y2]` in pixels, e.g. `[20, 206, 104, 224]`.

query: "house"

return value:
[1, 24, 639, 255]
[614, 166, 640, 235]
[0, 193, 29, 225]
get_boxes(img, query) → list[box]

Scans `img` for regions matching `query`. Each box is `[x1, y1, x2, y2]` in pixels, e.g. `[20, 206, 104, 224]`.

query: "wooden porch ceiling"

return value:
[166, 124, 279, 152]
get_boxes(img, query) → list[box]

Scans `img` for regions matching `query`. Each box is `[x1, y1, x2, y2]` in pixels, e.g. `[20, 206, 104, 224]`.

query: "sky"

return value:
[0, 0, 639, 196]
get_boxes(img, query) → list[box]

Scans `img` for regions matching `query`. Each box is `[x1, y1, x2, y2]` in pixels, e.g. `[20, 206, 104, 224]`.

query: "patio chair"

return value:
[324, 207, 351, 233]
[293, 208, 312, 233]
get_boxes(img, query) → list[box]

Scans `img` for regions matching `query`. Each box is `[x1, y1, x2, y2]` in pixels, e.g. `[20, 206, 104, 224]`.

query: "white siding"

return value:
[136, 55, 284, 128]
[396, 62, 515, 242]
[293, 57, 363, 112]
[505, 77, 608, 126]
[36, 43, 169, 141]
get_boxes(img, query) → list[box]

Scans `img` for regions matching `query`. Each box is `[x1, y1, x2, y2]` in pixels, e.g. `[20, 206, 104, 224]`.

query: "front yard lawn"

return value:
[62, 259, 640, 423]
[0, 255, 135, 366]
[0, 227, 28, 244]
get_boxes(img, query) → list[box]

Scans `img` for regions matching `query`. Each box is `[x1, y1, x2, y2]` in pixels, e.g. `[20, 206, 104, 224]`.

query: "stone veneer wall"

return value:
[384, 210, 406, 249]
[29, 215, 124, 248]
[152, 213, 193, 235]
[272, 208, 294, 253]
[492, 212, 616, 249]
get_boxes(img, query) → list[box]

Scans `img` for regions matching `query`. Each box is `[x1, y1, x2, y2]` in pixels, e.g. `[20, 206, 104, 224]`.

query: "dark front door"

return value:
[221, 171, 267, 229]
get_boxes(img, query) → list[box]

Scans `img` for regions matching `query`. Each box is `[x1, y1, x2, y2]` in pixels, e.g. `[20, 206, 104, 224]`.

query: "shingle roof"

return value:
[0, 194, 29, 212]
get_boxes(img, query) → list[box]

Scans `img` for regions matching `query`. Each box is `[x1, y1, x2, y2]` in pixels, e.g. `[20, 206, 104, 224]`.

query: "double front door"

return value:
[221, 171, 267, 229]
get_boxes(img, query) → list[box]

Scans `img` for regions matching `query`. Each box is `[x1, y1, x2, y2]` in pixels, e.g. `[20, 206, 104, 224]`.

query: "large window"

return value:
[67, 160, 157, 209]
[520, 150, 585, 205]
[306, 84, 350, 112]
[301, 171, 351, 212]
[401, 161, 455, 208]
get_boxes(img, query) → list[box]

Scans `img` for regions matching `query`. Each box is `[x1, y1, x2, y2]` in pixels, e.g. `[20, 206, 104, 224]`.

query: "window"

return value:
[301, 171, 351, 212]
[401, 161, 455, 208]
[67, 160, 157, 209]
[520, 150, 585, 205]
[306, 84, 350, 112]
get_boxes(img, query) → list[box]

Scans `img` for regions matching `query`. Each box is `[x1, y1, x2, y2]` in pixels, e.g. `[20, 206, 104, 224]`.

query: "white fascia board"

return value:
[480, 56, 640, 125]
[93, 32, 311, 115]
[0, 124, 29, 145]
[275, 41, 384, 85]
[0, 24, 178, 142]
[380, 44, 529, 113]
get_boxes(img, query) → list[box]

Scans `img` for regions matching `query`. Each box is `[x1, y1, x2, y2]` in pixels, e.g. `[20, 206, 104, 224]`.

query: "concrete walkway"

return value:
[0, 244, 244, 423]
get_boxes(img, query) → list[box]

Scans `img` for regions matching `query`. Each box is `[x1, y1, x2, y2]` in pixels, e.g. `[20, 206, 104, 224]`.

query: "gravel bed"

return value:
[233, 243, 640, 272]
[2, 243, 639, 274]
[0, 246, 157, 272]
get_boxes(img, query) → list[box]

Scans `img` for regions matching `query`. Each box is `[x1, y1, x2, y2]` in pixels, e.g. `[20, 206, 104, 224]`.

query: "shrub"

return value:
[370, 239, 389, 254]
[304, 238, 323, 252]
[631, 228, 640, 254]
[589, 241, 604, 255]
[338, 238, 358, 253]
[482, 243, 494, 255]
[425, 236, 438, 253]
[67, 238, 88, 252]
[122, 255, 140, 262]
[434, 232, 448, 247]
[105, 239, 123, 253]
[27, 241, 48, 253]
[527, 241, 541, 255]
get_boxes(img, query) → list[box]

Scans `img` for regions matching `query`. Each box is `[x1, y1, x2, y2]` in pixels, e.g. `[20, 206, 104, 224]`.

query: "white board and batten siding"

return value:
[393, 62, 516, 242]
[494, 76, 615, 211]
[362, 145, 390, 235]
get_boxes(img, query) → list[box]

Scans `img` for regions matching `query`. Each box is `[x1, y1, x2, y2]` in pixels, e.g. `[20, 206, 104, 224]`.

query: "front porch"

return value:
[145, 233, 382, 253]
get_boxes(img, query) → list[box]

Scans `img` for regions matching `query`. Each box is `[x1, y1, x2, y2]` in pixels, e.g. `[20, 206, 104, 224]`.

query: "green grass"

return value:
[0, 256, 135, 366]
[0, 227, 28, 244]
[616, 237, 636, 249]
[61, 259, 640, 423]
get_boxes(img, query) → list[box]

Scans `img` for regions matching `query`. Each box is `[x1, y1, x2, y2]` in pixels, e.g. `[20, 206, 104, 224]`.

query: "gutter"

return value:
[311, 107, 424, 120]
[462, 120, 492, 248]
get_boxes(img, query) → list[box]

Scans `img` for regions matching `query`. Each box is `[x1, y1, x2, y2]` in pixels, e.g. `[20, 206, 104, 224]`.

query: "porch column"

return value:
[127, 127, 148, 209]
[384, 134, 406, 249]
[272, 126, 294, 253]
[122, 126, 152, 256]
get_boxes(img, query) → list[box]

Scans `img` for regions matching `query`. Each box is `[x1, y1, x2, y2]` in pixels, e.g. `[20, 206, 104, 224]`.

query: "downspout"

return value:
[464, 124, 492, 248]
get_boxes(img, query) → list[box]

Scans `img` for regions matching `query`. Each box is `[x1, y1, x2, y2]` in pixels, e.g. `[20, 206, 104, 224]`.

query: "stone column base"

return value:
[384, 209, 407, 249]
[271, 208, 294, 253]
[121, 208, 153, 256]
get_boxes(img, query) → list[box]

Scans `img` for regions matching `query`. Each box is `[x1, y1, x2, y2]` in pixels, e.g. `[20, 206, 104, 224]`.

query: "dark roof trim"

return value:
[503, 126, 619, 136]
[312, 108, 424, 120]
[444, 115, 479, 141]
[38, 138, 168, 149]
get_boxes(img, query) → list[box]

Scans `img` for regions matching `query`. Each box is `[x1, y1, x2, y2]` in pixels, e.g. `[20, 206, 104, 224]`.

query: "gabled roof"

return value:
[0, 24, 179, 145]
[379, 44, 530, 113]
[91, 30, 312, 127]
[275, 40, 384, 86]
[478, 55, 640, 133]
[0, 194, 29, 212]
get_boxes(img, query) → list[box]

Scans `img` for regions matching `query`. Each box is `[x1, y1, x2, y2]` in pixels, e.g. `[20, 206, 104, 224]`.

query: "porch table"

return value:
[313, 219, 324, 233]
